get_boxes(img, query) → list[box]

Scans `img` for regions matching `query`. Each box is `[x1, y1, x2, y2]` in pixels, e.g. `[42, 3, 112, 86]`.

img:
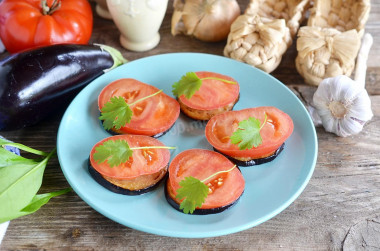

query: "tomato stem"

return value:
[41, 0, 61, 15]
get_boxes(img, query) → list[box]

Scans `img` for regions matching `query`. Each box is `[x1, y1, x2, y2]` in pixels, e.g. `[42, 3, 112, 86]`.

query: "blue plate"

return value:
[57, 53, 317, 238]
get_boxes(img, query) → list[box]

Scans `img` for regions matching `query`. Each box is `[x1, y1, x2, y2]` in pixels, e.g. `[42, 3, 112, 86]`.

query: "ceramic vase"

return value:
[94, 0, 112, 20]
[106, 0, 169, 52]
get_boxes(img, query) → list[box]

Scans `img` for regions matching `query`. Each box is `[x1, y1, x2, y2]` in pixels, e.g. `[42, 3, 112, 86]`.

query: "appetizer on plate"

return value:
[172, 71, 240, 120]
[165, 149, 245, 214]
[205, 107, 294, 166]
[88, 135, 174, 195]
[98, 78, 180, 137]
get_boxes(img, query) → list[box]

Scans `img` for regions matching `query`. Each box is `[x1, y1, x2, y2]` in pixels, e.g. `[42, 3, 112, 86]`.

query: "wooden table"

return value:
[1, 1, 379, 250]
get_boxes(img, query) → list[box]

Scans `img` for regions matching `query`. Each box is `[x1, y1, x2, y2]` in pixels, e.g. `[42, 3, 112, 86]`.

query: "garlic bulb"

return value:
[313, 75, 373, 137]
[171, 0, 240, 42]
[312, 33, 373, 137]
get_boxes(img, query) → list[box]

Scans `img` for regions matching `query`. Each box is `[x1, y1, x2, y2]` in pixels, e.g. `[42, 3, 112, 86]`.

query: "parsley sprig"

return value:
[172, 72, 237, 99]
[175, 165, 237, 214]
[93, 139, 176, 167]
[99, 90, 162, 130]
[230, 114, 268, 150]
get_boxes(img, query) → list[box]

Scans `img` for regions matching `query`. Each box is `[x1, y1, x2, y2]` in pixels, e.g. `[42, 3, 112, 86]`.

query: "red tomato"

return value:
[167, 149, 245, 210]
[178, 71, 240, 110]
[0, 0, 93, 53]
[205, 107, 294, 159]
[89, 135, 170, 180]
[98, 78, 180, 136]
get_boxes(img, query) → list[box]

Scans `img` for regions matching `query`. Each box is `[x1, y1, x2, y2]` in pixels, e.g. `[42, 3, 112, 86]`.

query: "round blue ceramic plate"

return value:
[57, 53, 317, 238]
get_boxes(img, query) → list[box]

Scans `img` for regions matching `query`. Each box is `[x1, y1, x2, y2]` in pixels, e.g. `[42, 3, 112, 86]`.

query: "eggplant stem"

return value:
[94, 43, 128, 72]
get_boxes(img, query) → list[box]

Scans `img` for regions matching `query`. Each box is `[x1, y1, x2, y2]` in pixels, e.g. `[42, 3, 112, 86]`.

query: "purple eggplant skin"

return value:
[213, 143, 285, 166]
[87, 158, 166, 195]
[0, 43, 127, 131]
[164, 177, 243, 215]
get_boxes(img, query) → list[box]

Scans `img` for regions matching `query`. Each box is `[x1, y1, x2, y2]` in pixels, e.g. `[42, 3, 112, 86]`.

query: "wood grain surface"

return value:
[1, 0, 379, 250]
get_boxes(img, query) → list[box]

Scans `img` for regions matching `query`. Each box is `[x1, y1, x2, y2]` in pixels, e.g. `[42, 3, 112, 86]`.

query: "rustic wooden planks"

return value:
[1, 0, 379, 250]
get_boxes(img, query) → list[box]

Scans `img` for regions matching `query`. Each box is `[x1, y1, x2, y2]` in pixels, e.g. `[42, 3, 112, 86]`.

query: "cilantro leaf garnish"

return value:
[172, 72, 202, 99]
[99, 90, 162, 130]
[230, 114, 268, 150]
[99, 96, 132, 130]
[176, 177, 208, 214]
[172, 72, 237, 99]
[175, 165, 236, 214]
[93, 139, 176, 168]
[93, 139, 133, 167]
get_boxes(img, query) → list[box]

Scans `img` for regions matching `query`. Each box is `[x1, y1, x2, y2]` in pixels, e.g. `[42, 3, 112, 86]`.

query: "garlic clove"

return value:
[340, 116, 364, 137]
[347, 90, 373, 122]
[306, 105, 322, 127]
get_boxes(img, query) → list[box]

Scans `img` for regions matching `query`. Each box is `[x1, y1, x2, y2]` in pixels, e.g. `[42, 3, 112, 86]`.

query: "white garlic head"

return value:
[313, 75, 373, 137]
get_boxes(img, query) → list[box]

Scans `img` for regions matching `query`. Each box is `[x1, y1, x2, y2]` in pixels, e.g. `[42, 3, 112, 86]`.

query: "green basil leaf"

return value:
[0, 138, 49, 156]
[0, 147, 36, 167]
[0, 151, 54, 222]
[0, 188, 72, 223]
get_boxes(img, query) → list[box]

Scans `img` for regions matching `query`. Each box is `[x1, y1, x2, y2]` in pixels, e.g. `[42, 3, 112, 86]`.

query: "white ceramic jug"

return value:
[106, 0, 169, 52]
[94, 0, 112, 20]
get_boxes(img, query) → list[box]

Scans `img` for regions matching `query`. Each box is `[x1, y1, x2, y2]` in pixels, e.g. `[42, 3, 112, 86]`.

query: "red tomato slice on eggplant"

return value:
[205, 107, 294, 159]
[178, 71, 240, 111]
[89, 135, 170, 180]
[166, 149, 245, 211]
[98, 78, 180, 136]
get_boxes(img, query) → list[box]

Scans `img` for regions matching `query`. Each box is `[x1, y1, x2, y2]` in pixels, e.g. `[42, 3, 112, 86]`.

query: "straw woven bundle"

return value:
[224, 0, 310, 73]
[296, 0, 371, 86]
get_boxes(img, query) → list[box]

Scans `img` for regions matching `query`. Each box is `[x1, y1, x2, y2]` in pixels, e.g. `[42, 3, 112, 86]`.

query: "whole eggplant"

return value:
[0, 43, 127, 131]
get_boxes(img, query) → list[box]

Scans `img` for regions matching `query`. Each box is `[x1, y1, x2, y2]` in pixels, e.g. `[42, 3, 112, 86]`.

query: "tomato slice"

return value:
[89, 135, 170, 180]
[178, 71, 240, 110]
[167, 149, 245, 210]
[205, 107, 294, 159]
[98, 78, 180, 136]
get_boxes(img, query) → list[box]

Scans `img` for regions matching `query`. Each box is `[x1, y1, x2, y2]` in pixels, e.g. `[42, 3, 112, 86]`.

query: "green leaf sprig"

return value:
[172, 72, 237, 99]
[0, 139, 72, 223]
[230, 114, 268, 150]
[175, 165, 236, 214]
[93, 139, 176, 167]
[99, 89, 162, 130]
